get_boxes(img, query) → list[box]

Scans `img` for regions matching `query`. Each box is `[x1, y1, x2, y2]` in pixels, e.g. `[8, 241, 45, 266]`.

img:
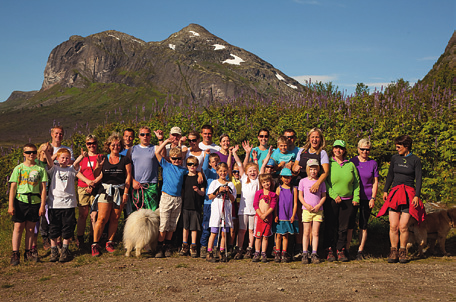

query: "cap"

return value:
[170, 127, 182, 135]
[280, 168, 293, 176]
[307, 158, 319, 167]
[266, 158, 276, 167]
[333, 140, 346, 148]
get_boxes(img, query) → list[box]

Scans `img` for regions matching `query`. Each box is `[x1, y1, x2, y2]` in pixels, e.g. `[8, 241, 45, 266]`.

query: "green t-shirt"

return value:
[9, 163, 48, 204]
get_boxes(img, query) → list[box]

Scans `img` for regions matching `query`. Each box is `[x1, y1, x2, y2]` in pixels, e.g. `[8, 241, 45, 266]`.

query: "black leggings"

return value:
[323, 197, 354, 251]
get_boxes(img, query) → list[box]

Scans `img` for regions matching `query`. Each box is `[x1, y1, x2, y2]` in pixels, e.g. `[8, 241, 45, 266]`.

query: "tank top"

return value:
[277, 186, 294, 221]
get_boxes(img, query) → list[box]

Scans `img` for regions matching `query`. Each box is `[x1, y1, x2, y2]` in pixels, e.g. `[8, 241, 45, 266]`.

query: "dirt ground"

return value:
[1, 250, 456, 302]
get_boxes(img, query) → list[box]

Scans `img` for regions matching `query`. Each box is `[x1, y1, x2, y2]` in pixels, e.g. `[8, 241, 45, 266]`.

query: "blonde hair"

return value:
[302, 128, 326, 155]
[277, 136, 287, 145]
[259, 174, 273, 189]
[305, 164, 320, 176]
[86, 134, 97, 143]
[216, 162, 228, 171]
[103, 132, 124, 153]
[169, 147, 182, 158]
[186, 155, 199, 165]
[358, 138, 371, 148]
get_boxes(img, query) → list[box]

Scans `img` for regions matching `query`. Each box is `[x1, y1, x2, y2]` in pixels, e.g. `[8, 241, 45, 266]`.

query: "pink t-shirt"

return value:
[298, 178, 326, 211]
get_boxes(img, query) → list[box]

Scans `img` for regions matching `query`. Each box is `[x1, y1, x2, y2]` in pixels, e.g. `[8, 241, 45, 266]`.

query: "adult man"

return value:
[127, 127, 162, 212]
[120, 128, 135, 156]
[283, 128, 300, 157]
[165, 127, 185, 160]
[198, 125, 220, 153]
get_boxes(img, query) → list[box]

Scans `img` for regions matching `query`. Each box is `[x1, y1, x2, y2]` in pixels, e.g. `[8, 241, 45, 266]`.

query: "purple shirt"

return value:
[298, 178, 326, 211]
[216, 151, 235, 169]
[350, 157, 379, 200]
[277, 186, 294, 221]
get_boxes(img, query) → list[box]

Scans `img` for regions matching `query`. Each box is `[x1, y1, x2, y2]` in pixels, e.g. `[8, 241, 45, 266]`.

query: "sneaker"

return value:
[337, 249, 348, 262]
[220, 251, 228, 263]
[50, 247, 59, 262]
[91, 243, 101, 257]
[244, 247, 253, 259]
[200, 246, 207, 259]
[190, 244, 198, 258]
[311, 253, 320, 264]
[155, 245, 165, 258]
[179, 243, 190, 256]
[42, 238, 51, 251]
[206, 251, 216, 263]
[301, 252, 309, 264]
[399, 248, 408, 263]
[274, 250, 281, 263]
[30, 247, 39, 263]
[261, 252, 268, 263]
[283, 251, 292, 263]
[326, 247, 336, 262]
[234, 249, 244, 260]
[59, 247, 72, 262]
[387, 247, 399, 263]
[164, 244, 172, 257]
[106, 241, 115, 253]
[10, 251, 20, 266]
[252, 252, 260, 262]
[356, 251, 364, 261]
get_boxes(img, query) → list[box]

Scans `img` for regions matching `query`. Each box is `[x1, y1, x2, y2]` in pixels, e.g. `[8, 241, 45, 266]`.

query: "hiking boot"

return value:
[57, 240, 63, 254]
[190, 244, 198, 258]
[155, 245, 165, 258]
[399, 248, 408, 263]
[106, 241, 115, 253]
[244, 247, 253, 259]
[293, 250, 303, 261]
[387, 247, 399, 263]
[283, 251, 292, 263]
[261, 252, 268, 263]
[220, 251, 228, 263]
[274, 250, 281, 263]
[302, 252, 309, 264]
[42, 237, 51, 251]
[29, 247, 39, 263]
[200, 246, 207, 259]
[311, 253, 320, 264]
[10, 251, 20, 266]
[50, 247, 59, 262]
[234, 249, 244, 260]
[230, 246, 239, 259]
[179, 243, 190, 256]
[337, 248, 348, 262]
[59, 247, 72, 262]
[91, 243, 101, 257]
[214, 247, 220, 260]
[164, 244, 172, 257]
[206, 251, 216, 263]
[326, 248, 336, 262]
[252, 251, 260, 262]
[356, 251, 365, 261]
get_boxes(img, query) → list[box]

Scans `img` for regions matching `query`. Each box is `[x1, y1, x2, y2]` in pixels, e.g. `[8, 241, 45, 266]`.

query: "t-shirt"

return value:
[9, 163, 48, 204]
[238, 174, 260, 215]
[216, 151, 235, 169]
[271, 149, 296, 175]
[160, 158, 188, 197]
[384, 153, 422, 197]
[202, 155, 220, 205]
[299, 178, 327, 211]
[208, 180, 236, 228]
[129, 144, 159, 183]
[47, 165, 78, 209]
[199, 142, 221, 153]
[77, 155, 98, 187]
[182, 174, 206, 210]
[249, 147, 273, 170]
[350, 157, 379, 200]
[100, 155, 131, 186]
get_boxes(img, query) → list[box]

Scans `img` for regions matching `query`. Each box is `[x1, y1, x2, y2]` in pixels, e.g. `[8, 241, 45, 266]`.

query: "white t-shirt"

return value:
[199, 142, 221, 153]
[184, 149, 205, 172]
[238, 174, 259, 216]
[47, 165, 78, 209]
[208, 180, 236, 228]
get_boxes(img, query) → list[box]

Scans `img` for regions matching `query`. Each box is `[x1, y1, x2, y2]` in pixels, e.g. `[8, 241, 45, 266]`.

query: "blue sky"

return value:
[0, 0, 454, 102]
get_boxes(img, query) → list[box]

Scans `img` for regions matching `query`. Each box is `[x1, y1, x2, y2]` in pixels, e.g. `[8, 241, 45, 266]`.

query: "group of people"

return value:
[7, 124, 425, 266]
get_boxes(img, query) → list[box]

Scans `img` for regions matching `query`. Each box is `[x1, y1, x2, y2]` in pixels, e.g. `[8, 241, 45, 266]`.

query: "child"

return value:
[8, 144, 48, 266]
[155, 137, 200, 258]
[271, 136, 296, 176]
[228, 161, 242, 256]
[206, 162, 236, 262]
[252, 174, 277, 262]
[298, 159, 326, 264]
[45, 148, 84, 262]
[180, 156, 206, 258]
[200, 151, 221, 258]
[274, 168, 299, 263]
[232, 145, 260, 260]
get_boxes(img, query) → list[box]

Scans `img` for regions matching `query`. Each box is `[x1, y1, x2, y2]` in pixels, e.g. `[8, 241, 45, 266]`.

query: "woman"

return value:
[91, 132, 132, 256]
[75, 135, 102, 249]
[323, 140, 360, 262]
[249, 128, 272, 170]
[347, 138, 379, 260]
[184, 131, 205, 171]
[216, 134, 234, 169]
[377, 135, 425, 263]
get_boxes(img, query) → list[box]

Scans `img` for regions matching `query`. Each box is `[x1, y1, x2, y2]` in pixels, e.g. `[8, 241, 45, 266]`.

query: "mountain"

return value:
[420, 30, 456, 89]
[0, 24, 305, 146]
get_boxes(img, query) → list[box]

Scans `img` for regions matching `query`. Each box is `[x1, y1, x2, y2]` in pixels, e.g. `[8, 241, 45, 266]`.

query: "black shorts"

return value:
[48, 208, 76, 240]
[352, 199, 372, 230]
[388, 204, 410, 214]
[12, 199, 40, 223]
[182, 209, 202, 232]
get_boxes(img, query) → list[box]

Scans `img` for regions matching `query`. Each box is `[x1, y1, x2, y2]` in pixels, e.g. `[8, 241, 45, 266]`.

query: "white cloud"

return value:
[293, 74, 338, 84]
[417, 56, 439, 61]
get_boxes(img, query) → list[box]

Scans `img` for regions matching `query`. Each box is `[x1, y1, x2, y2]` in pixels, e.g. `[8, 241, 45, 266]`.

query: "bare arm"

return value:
[39, 181, 47, 216]
[155, 138, 172, 163]
[8, 182, 17, 215]
[310, 163, 329, 193]
[231, 145, 244, 176]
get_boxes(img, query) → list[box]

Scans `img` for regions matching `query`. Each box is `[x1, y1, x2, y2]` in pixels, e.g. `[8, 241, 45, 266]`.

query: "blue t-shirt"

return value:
[271, 149, 296, 166]
[130, 144, 159, 183]
[249, 147, 274, 170]
[160, 158, 188, 196]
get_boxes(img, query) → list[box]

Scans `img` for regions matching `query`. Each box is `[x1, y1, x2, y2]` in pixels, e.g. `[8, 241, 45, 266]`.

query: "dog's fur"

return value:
[407, 207, 456, 257]
[123, 209, 160, 257]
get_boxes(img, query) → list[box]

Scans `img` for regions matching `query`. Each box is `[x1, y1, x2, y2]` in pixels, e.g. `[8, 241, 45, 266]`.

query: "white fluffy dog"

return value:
[123, 209, 160, 257]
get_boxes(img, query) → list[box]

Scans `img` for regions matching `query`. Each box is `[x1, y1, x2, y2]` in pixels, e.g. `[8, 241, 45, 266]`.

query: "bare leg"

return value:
[25, 221, 35, 250]
[303, 222, 311, 252]
[311, 221, 321, 252]
[261, 236, 268, 253]
[93, 203, 112, 242]
[358, 229, 368, 251]
[12, 222, 25, 251]
[388, 211, 400, 248]
[191, 231, 197, 245]
[398, 213, 411, 248]
[107, 205, 123, 241]
[282, 234, 289, 252]
[276, 234, 283, 252]
[183, 228, 189, 243]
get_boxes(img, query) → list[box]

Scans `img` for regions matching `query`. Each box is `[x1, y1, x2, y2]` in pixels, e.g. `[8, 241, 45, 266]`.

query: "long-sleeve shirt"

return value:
[383, 153, 422, 197]
[325, 157, 360, 203]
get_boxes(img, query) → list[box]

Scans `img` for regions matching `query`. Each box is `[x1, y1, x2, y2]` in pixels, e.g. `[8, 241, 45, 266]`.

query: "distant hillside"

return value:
[0, 24, 305, 146]
[420, 30, 456, 89]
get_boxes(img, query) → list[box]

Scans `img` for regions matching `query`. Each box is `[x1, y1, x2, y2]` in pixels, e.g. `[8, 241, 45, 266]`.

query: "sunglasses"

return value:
[24, 150, 37, 155]
[186, 162, 197, 166]
[171, 157, 182, 161]
[265, 165, 274, 169]
[86, 142, 97, 146]
[232, 170, 239, 174]
[188, 138, 198, 143]
[139, 133, 151, 137]
[258, 135, 269, 138]
[359, 148, 370, 152]
[285, 136, 295, 139]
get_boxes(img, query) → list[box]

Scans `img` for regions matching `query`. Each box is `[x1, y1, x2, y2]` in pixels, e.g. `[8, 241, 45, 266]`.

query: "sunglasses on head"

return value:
[24, 150, 37, 155]
[86, 142, 97, 146]
[232, 170, 239, 173]
[171, 157, 182, 161]
[258, 135, 269, 138]
[139, 133, 151, 137]
[359, 148, 370, 152]
[186, 162, 197, 166]
[188, 138, 198, 143]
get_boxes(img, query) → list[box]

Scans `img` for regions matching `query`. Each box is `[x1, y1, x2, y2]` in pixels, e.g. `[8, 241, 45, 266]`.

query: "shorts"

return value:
[159, 193, 182, 232]
[302, 210, 324, 223]
[77, 186, 95, 207]
[388, 204, 409, 214]
[239, 214, 255, 231]
[12, 199, 40, 223]
[182, 209, 202, 231]
[48, 208, 76, 239]
[131, 183, 159, 211]
[211, 227, 229, 233]
[254, 214, 273, 238]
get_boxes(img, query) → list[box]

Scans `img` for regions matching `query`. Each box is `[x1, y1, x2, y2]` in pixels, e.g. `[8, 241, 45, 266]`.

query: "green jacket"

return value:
[325, 157, 360, 203]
